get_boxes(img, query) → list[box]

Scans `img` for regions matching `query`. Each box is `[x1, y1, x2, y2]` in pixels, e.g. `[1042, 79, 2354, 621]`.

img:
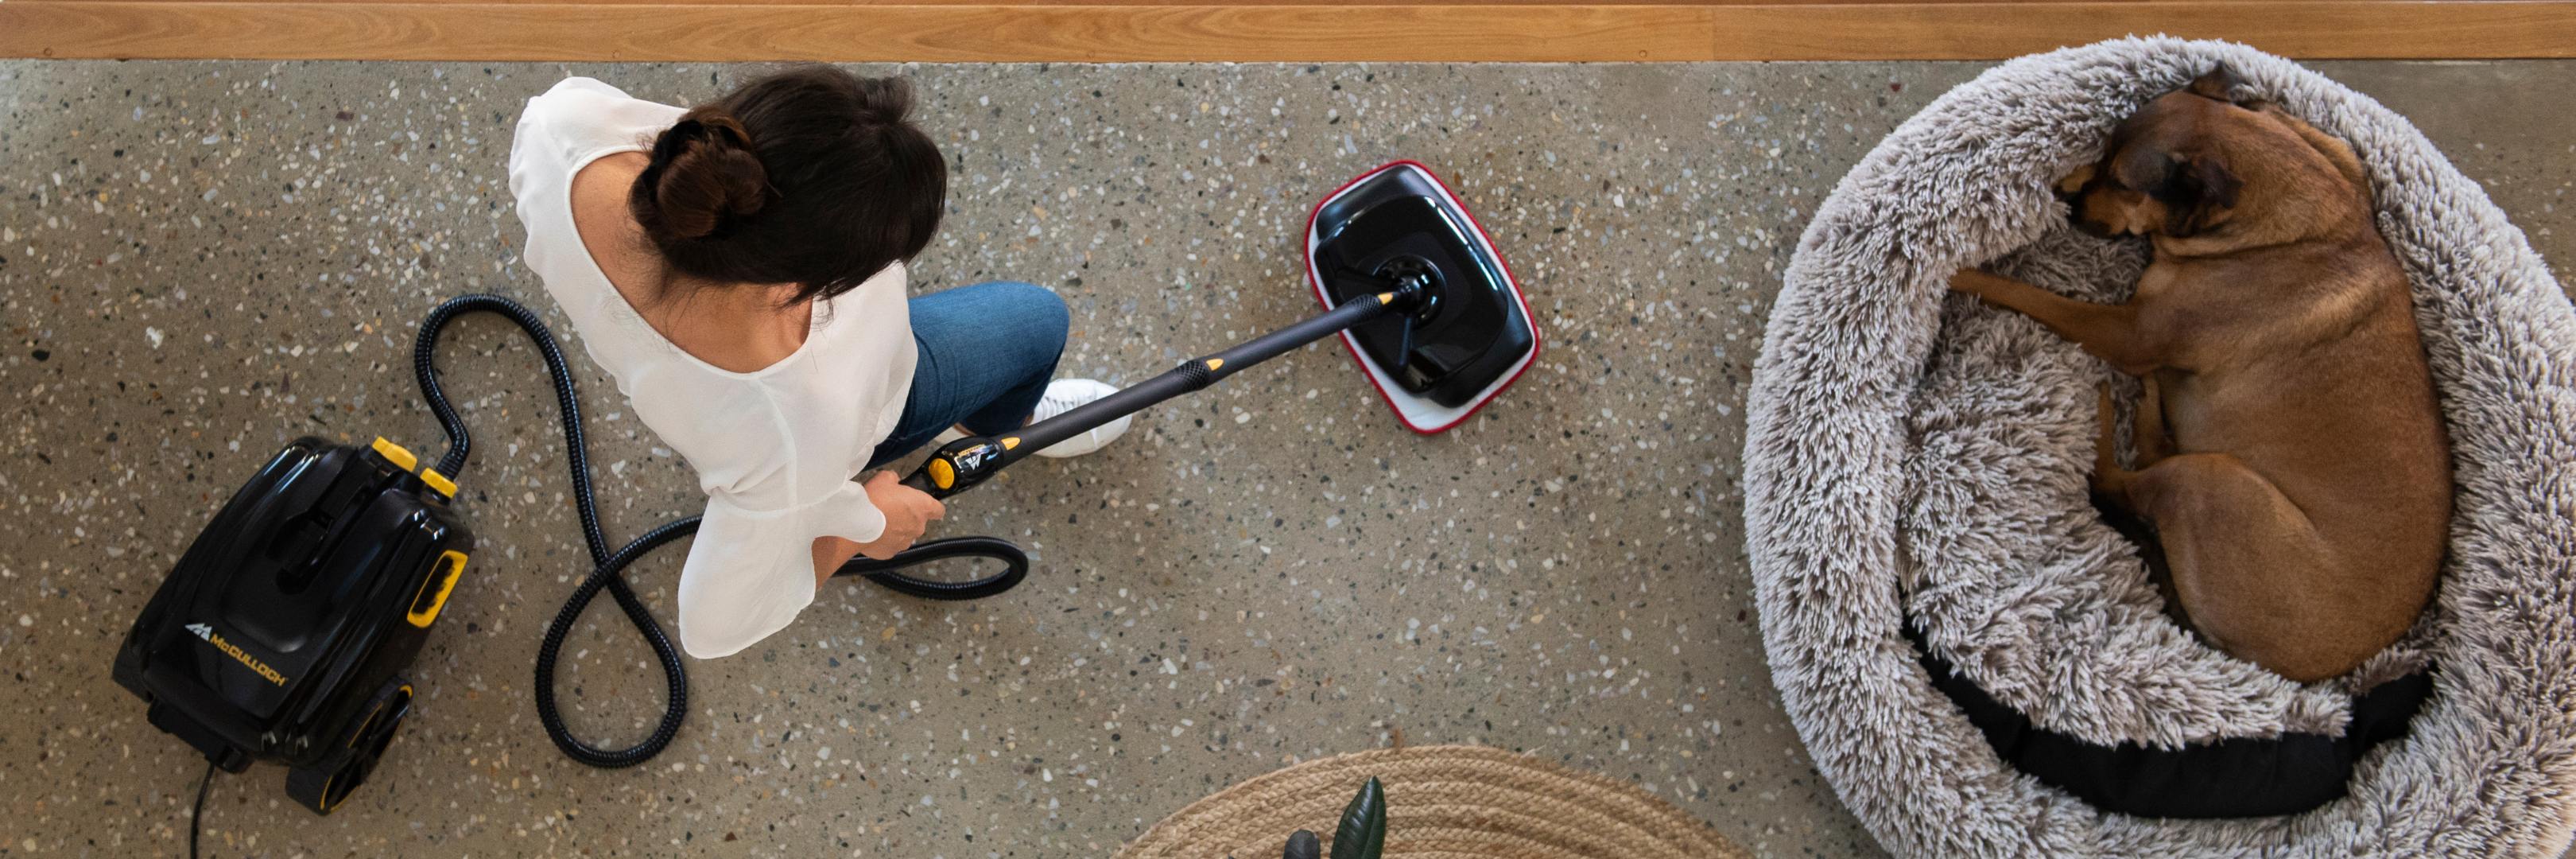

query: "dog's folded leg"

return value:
[2134, 375, 2172, 466]
[1946, 270, 2161, 375]
[2093, 386, 2140, 508]
[2131, 453, 2355, 682]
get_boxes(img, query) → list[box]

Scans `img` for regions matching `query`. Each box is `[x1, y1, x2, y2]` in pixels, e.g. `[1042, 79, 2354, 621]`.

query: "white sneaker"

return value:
[1028, 378, 1131, 458]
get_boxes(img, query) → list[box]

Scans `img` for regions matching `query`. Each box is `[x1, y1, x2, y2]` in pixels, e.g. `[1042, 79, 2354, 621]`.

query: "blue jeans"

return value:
[867, 281, 1068, 468]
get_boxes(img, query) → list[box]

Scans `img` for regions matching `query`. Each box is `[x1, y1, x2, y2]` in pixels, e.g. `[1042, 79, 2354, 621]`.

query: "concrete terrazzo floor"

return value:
[2, 60, 2571, 858]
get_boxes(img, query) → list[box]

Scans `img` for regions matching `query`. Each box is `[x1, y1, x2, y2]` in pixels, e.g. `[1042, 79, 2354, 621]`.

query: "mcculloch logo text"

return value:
[185, 622, 289, 686]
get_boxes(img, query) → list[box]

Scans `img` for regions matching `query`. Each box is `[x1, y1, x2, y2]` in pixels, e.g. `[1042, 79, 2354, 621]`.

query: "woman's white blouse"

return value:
[508, 77, 916, 659]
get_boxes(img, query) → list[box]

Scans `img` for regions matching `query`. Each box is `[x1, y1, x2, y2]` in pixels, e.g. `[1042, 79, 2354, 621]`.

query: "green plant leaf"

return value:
[1330, 776, 1387, 859]
[1282, 829, 1321, 859]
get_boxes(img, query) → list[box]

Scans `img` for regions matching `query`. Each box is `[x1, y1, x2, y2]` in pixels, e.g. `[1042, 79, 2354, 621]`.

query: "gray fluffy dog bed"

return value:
[1744, 37, 2576, 857]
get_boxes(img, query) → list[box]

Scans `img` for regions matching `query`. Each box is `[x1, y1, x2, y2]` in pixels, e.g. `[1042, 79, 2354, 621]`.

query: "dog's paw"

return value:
[1946, 269, 2003, 297]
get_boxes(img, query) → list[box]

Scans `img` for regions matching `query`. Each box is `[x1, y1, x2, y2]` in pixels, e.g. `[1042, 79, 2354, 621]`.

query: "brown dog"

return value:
[1948, 68, 2452, 682]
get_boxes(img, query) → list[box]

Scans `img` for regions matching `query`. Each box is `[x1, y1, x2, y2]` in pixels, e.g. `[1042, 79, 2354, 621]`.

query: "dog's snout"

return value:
[2055, 163, 2100, 197]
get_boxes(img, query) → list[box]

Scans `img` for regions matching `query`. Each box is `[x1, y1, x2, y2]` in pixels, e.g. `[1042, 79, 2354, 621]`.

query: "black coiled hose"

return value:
[410, 293, 1025, 768]
[845, 534, 1027, 600]
[413, 293, 691, 768]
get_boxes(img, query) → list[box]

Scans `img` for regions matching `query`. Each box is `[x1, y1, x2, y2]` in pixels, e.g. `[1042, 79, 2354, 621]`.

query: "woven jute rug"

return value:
[1119, 745, 1748, 859]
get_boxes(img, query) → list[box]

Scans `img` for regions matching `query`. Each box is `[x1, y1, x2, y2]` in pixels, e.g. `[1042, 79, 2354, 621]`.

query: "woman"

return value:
[507, 67, 1129, 659]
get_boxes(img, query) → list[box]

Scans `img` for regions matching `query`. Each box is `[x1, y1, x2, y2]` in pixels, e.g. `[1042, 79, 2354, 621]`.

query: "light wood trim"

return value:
[11, 0, 2350, 5]
[3, 2, 2573, 61]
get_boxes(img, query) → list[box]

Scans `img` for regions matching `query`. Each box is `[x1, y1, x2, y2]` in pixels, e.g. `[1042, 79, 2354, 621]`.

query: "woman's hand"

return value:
[853, 471, 944, 560]
[810, 473, 945, 585]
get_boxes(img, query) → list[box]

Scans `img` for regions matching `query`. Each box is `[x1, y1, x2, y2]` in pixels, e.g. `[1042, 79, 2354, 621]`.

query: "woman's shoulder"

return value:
[507, 78, 671, 310]
[512, 77, 686, 172]
[523, 77, 665, 126]
[537, 76, 634, 103]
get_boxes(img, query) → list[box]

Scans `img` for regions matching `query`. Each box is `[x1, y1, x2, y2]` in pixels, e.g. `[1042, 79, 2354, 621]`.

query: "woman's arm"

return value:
[813, 536, 865, 588]
[813, 471, 943, 586]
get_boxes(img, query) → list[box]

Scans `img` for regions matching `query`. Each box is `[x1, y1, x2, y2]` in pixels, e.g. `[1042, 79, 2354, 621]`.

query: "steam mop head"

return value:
[1306, 161, 1539, 433]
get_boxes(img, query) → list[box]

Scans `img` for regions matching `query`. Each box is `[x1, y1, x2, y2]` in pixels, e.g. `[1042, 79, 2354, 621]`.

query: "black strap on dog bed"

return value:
[1905, 625, 2434, 818]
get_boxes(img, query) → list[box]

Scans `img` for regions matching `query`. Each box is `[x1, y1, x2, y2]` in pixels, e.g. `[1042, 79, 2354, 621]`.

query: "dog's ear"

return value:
[2147, 153, 2242, 237]
[2186, 66, 2261, 107]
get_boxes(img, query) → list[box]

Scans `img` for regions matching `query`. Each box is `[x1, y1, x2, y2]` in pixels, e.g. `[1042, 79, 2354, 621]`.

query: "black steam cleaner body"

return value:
[112, 437, 468, 814]
[114, 160, 1538, 825]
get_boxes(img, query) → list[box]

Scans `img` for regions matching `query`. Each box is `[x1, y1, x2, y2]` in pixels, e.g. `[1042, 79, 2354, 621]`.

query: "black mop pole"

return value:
[898, 277, 1421, 499]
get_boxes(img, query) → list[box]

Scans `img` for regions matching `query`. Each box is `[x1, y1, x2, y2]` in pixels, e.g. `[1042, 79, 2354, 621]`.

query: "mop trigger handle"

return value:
[898, 437, 1010, 499]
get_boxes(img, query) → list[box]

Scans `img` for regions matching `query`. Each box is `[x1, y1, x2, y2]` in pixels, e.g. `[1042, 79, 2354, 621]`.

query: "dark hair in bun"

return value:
[630, 65, 946, 304]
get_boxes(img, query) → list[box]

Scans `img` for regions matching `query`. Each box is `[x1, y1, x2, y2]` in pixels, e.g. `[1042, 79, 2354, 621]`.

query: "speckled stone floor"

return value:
[2, 60, 2570, 859]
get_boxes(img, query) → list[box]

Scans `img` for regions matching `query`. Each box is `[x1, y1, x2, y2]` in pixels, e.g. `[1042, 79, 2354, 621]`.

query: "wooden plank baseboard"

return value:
[2, 2, 2572, 61]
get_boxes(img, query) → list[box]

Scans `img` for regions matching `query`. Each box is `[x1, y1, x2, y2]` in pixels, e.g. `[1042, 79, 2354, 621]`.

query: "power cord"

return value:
[188, 760, 215, 859]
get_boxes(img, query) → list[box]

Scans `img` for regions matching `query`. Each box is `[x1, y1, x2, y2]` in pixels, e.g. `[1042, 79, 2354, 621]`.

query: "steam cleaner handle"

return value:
[894, 433, 1020, 501]
[894, 434, 1012, 500]
[898, 464, 945, 496]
